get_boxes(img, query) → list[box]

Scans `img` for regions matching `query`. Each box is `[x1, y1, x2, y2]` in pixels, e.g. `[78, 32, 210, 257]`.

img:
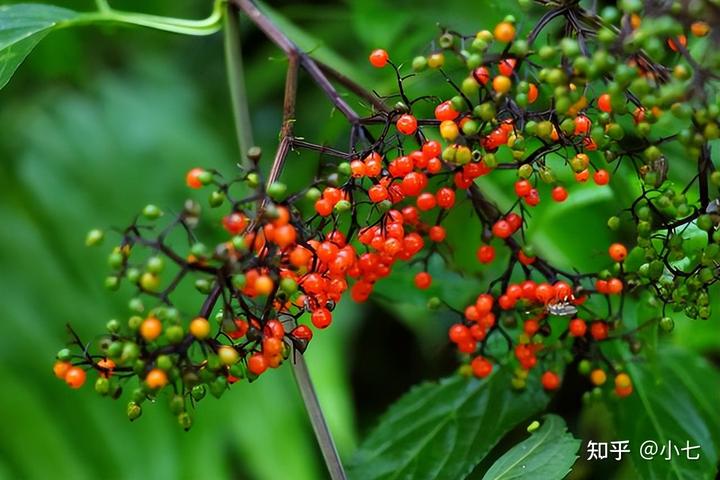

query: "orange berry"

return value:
[597, 93, 612, 113]
[248, 353, 268, 376]
[527, 83, 538, 103]
[97, 358, 116, 378]
[145, 368, 168, 389]
[185, 168, 205, 189]
[53, 360, 72, 379]
[189, 317, 211, 339]
[590, 369, 607, 386]
[254, 275, 274, 296]
[492, 75, 512, 94]
[140, 316, 162, 342]
[608, 243, 627, 262]
[65, 366, 87, 389]
[494, 21, 516, 42]
[691, 21, 710, 37]
[607, 278, 623, 294]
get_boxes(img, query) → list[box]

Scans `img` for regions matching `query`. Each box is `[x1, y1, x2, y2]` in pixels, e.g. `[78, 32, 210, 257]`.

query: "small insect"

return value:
[545, 294, 578, 317]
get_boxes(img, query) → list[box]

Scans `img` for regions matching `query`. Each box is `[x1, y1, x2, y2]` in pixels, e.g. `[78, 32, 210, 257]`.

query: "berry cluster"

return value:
[55, 0, 720, 424]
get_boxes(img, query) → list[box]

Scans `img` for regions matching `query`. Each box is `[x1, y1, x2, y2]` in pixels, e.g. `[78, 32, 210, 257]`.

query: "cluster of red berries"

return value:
[56, 0, 720, 424]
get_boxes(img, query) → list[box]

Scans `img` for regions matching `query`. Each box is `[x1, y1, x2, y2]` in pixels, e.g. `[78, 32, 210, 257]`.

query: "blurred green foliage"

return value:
[1, 1, 719, 479]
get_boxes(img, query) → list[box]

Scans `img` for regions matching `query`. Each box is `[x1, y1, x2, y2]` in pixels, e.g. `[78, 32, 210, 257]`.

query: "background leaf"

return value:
[481, 414, 580, 480]
[609, 346, 720, 480]
[347, 369, 549, 480]
[0, 3, 77, 90]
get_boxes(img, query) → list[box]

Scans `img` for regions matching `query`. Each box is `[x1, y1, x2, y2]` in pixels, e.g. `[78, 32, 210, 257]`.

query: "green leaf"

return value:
[0, 3, 77, 90]
[347, 369, 549, 480]
[481, 415, 580, 480]
[610, 347, 720, 479]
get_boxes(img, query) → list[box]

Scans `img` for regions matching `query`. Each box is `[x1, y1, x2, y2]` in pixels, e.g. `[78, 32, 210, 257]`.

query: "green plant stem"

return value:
[221, 9, 346, 477]
[292, 354, 347, 480]
[61, 0, 224, 36]
[224, 3, 254, 163]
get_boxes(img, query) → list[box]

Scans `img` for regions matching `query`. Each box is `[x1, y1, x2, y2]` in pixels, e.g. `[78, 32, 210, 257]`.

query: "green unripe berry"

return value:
[127, 401, 142, 421]
[209, 191, 225, 208]
[412, 56, 428, 71]
[106, 318, 120, 333]
[337, 162, 351, 175]
[165, 325, 185, 344]
[659, 316, 674, 332]
[142, 204, 162, 220]
[267, 182, 287, 200]
[334, 199, 352, 213]
[85, 229, 104, 247]
[95, 377, 110, 395]
[191, 385, 207, 401]
[140, 272, 160, 292]
[146, 256, 164, 274]
[170, 395, 185, 415]
[246, 172, 260, 188]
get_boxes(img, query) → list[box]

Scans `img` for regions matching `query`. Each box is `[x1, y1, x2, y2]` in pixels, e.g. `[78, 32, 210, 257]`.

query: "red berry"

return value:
[607, 278, 623, 294]
[350, 160, 366, 177]
[597, 93, 612, 113]
[471, 356, 493, 378]
[473, 66, 490, 85]
[416, 192, 437, 211]
[590, 322, 609, 340]
[506, 213, 522, 231]
[608, 243, 628, 262]
[368, 184, 389, 203]
[311, 308, 332, 329]
[492, 220, 512, 239]
[517, 250, 536, 265]
[574, 115, 591, 135]
[292, 325, 313, 341]
[315, 198, 333, 217]
[422, 141, 442, 159]
[476, 245, 496, 263]
[414, 272, 432, 289]
[524, 188, 540, 207]
[535, 282, 554, 303]
[448, 323, 471, 343]
[541, 371, 560, 390]
[514, 179, 532, 197]
[594, 169, 610, 185]
[435, 101, 460, 121]
[248, 353, 268, 375]
[369, 49, 389, 68]
[401, 172, 427, 196]
[428, 225, 446, 242]
[551, 186, 568, 202]
[436, 188, 456, 209]
[498, 58, 517, 77]
[396, 114, 418, 135]
[569, 318, 587, 337]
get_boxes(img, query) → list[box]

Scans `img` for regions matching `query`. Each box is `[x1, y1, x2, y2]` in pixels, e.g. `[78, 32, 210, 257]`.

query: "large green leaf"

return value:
[610, 347, 720, 480]
[481, 415, 580, 480]
[347, 369, 549, 480]
[0, 3, 77, 90]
